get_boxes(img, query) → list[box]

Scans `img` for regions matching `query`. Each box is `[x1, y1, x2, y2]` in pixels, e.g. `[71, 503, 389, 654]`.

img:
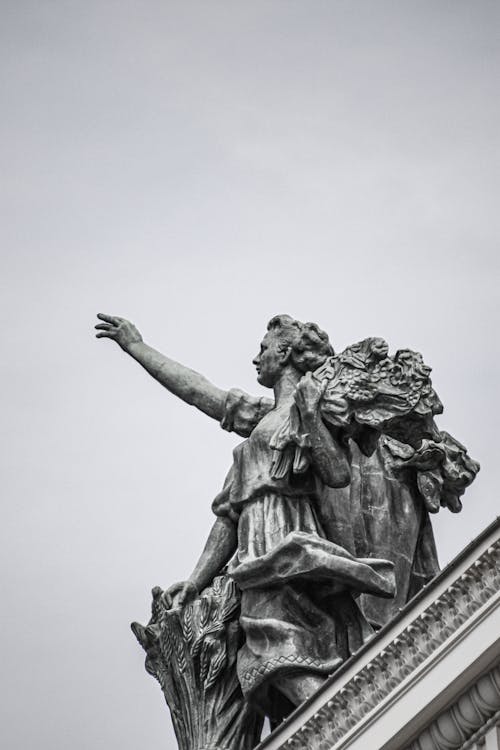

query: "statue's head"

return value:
[253, 314, 333, 387]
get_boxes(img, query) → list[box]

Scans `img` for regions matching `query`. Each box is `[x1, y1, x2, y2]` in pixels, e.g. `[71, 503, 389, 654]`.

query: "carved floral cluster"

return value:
[272, 337, 479, 514]
[317, 338, 443, 429]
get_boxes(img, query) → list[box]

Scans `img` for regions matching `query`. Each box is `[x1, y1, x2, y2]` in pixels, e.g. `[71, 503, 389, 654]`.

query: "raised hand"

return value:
[95, 313, 143, 352]
[162, 580, 198, 609]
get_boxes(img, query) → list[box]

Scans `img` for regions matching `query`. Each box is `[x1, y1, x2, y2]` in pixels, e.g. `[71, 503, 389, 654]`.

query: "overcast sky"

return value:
[2, 2, 499, 749]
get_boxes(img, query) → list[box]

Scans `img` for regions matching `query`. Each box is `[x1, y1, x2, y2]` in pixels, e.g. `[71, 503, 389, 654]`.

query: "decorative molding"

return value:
[461, 715, 500, 750]
[406, 666, 500, 750]
[259, 538, 500, 750]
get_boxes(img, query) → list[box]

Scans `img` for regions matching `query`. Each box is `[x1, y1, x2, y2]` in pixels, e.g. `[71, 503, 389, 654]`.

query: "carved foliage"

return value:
[317, 338, 442, 434]
[132, 576, 263, 750]
[271, 338, 479, 514]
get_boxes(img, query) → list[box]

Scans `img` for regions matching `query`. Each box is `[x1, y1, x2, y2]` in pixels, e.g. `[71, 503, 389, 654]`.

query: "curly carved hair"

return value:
[266, 314, 334, 373]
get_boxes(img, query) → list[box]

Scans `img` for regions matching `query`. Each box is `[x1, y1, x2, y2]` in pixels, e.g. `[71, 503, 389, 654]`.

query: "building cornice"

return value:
[406, 664, 500, 750]
[258, 518, 500, 750]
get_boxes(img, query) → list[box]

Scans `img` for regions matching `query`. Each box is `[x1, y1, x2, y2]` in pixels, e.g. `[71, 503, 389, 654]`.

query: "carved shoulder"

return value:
[220, 388, 274, 438]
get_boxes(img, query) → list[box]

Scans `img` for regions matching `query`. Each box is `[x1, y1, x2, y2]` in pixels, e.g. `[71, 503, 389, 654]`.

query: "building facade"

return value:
[257, 518, 500, 750]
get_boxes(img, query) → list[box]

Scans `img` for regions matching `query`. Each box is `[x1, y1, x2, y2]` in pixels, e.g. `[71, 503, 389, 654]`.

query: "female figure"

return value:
[96, 313, 394, 719]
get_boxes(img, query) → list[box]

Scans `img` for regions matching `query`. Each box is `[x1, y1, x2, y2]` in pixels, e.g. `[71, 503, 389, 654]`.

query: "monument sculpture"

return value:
[95, 312, 479, 749]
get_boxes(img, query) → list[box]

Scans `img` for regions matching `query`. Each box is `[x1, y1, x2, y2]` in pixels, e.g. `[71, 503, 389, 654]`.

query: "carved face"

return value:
[252, 331, 289, 387]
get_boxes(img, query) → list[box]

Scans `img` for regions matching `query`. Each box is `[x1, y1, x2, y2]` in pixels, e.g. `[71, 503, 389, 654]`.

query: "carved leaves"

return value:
[272, 337, 479, 514]
[132, 576, 262, 750]
[315, 339, 442, 434]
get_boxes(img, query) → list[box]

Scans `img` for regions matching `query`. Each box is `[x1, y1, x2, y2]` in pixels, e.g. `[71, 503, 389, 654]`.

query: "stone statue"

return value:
[96, 312, 479, 747]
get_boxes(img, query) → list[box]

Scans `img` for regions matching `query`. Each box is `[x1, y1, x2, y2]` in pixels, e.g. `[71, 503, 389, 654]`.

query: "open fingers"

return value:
[97, 312, 121, 325]
[95, 330, 116, 339]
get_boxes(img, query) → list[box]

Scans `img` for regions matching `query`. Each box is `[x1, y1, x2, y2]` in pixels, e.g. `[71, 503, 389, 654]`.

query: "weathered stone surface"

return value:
[406, 664, 500, 750]
[256, 523, 500, 750]
[132, 576, 263, 750]
[96, 312, 480, 749]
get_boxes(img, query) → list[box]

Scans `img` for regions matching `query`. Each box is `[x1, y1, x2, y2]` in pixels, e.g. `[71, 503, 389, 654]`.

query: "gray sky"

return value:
[1, 2, 499, 748]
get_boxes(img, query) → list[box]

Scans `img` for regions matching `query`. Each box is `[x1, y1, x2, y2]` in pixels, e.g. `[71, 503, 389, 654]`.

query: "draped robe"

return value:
[219, 388, 439, 632]
[213, 390, 400, 714]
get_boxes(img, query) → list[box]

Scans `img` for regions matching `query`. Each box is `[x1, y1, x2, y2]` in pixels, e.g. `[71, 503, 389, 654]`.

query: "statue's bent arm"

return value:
[164, 516, 238, 607]
[187, 516, 237, 592]
[294, 373, 351, 488]
[306, 413, 351, 487]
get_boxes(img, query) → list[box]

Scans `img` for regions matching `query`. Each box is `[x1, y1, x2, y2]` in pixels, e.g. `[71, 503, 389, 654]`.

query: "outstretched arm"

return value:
[95, 313, 226, 421]
[163, 516, 237, 608]
[294, 373, 351, 488]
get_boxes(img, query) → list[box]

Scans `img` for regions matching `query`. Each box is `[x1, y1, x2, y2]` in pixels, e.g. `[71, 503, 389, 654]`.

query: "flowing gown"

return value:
[214, 390, 396, 714]
[219, 388, 439, 624]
